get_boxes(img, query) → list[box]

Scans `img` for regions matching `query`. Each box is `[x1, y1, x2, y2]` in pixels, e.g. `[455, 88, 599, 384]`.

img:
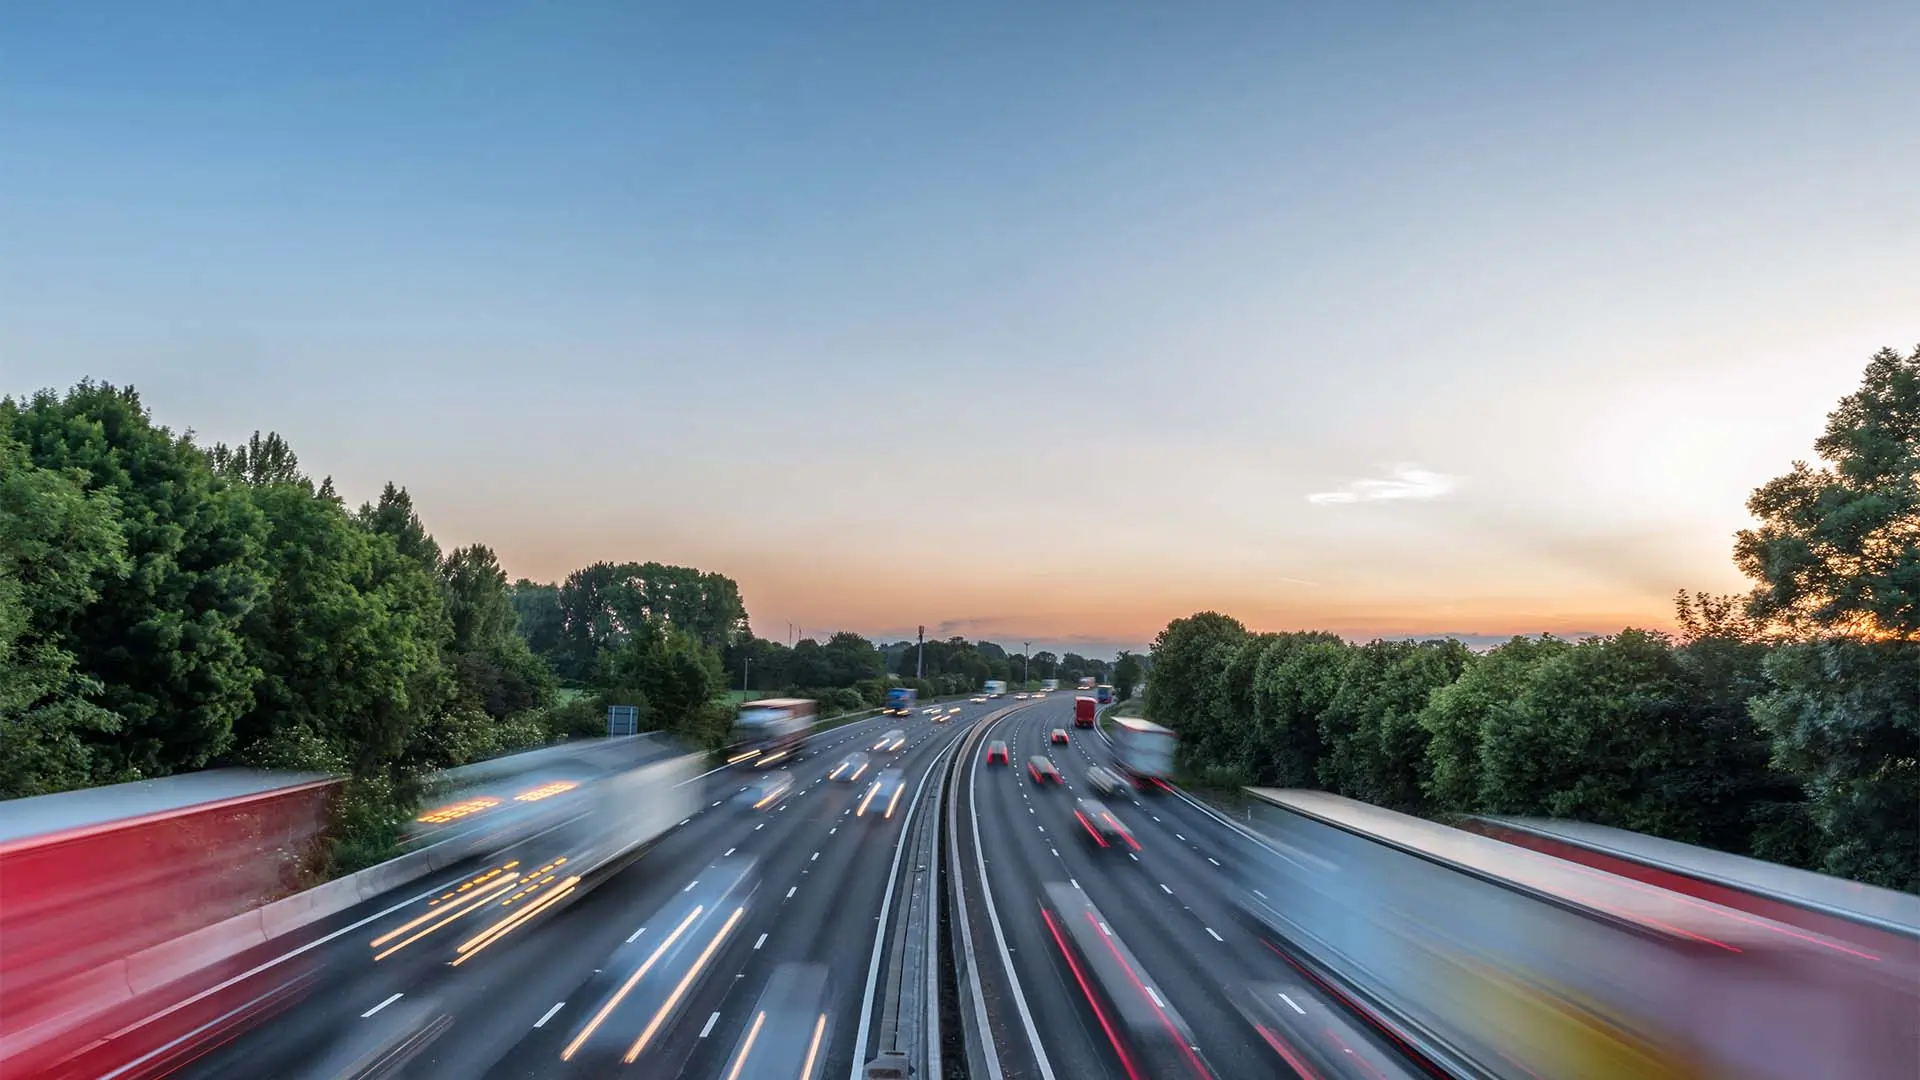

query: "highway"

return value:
[173, 700, 1004, 1080]
[950, 694, 1422, 1080]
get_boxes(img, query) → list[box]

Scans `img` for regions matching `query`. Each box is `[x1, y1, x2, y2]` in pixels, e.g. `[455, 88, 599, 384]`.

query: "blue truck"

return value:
[884, 687, 918, 717]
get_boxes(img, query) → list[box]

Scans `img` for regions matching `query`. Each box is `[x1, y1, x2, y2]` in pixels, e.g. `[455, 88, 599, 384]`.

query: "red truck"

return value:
[1074, 696, 1098, 728]
[0, 770, 337, 1080]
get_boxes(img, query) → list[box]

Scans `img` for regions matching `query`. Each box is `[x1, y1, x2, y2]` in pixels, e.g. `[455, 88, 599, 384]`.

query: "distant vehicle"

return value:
[1028, 755, 1062, 785]
[983, 680, 1007, 698]
[828, 752, 870, 782]
[1076, 676, 1097, 690]
[1041, 678, 1059, 692]
[742, 771, 794, 809]
[971, 695, 988, 703]
[1095, 684, 1115, 705]
[884, 687, 918, 717]
[856, 768, 908, 819]
[985, 741, 1010, 765]
[1050, 728, 1069, 745]
[872, 729, 907, 753]
[1110, 717, 1175, 788]
[1014, 692, 1029, 700]
[1073, 797, 1140, 850]
[718, 963, 834, 1080]
[1085, 766, 1127, 797]
[732, 698, 817, 767]
[1074, 696, 1098, 729]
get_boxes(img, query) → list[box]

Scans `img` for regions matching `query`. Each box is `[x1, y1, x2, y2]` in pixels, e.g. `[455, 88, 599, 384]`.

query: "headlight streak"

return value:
[885, 785, 905, 820]
[798, 1013, 828, 1079]
[449, 874, 581, 966]
[561, 904, 706, 1061]
[624, 905, 748, 1061]
[724, 1010, 767, 1080]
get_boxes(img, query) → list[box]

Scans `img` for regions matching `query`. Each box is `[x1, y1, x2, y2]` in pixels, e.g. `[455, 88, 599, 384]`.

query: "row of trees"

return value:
[1145, 347, 1919, 892]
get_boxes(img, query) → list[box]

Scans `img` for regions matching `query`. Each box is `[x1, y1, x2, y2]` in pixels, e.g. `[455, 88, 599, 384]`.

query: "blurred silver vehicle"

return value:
[717, 963, 834, 1080]
[828, 752, 870, 782]
[740, 771, 794, 810]
[872, 729, 906, 753]
[1072, 797, 1139, 851]
[856, 768, 908, 819]
[1085, 765, 1127, 797]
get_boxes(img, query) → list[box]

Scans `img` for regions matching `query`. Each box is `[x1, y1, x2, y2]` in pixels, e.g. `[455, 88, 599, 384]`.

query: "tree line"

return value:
[1143, 347, 1919, 893]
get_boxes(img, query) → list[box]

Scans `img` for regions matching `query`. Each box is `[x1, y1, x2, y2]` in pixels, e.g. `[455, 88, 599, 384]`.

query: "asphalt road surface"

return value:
[175, 700, 998, 1080]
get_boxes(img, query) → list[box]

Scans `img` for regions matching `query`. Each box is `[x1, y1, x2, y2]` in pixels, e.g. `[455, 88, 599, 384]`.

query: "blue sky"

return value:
[4, 2, 1915, 651]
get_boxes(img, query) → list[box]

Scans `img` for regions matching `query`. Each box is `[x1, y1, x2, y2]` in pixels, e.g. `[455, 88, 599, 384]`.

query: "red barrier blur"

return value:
[0, 773, 337, 1079]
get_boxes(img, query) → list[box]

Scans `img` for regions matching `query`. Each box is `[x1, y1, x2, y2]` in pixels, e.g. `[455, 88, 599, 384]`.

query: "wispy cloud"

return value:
[1307, 464, 1459, 505]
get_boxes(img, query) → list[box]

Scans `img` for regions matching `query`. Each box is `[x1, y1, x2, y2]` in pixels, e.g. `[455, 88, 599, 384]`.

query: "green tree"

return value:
[1145, 612, 1247, 761]
[443, 545, 556, 719]
[508, 580, 566, 660]
[1750, 640, 1919, 891]
[0, 427, 131, 796]
[1245, 632, 1351, 788]
[1736, 345, 1920, 639]
[1419, 636, 1569, 813]
[1112, 651, 1143, 702]
[1318, 639, 1471, 811]
[600, 620, 727, 746]
[3, 382, 267, 777]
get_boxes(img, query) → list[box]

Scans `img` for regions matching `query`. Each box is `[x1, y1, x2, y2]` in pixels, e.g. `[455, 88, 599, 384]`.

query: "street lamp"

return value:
[1022, 641, 1031, 688]
[742, 657, 752, 693]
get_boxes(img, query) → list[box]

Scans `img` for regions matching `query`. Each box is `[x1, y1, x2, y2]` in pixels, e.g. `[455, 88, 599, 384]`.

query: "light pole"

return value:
[742, 656, 752, 694]
[1022, 641, 1030, 688]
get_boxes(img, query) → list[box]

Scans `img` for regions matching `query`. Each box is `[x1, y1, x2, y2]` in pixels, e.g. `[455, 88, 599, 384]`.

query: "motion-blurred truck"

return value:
[733, 698, 817, 766]
[884, 686, 918, 716]
[1074, 696, 1098, 729]
[1110, 716, 1176, 789]
[982, 680, 1007, 698]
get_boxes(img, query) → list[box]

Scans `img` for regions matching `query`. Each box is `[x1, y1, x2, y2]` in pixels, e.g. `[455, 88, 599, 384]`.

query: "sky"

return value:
[4, 2, 1915, 655]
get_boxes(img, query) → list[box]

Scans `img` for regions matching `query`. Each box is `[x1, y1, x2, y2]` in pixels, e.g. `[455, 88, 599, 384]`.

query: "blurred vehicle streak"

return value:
[1235, 788, 1920, 1080]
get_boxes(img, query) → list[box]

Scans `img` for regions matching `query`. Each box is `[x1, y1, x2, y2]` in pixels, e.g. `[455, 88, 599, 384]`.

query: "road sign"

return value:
[607, 704, 640, 737]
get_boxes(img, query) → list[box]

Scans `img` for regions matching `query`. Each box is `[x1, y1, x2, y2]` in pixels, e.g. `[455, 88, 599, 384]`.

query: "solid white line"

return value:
[535, 1001, 565, 1028]
[1205, 927, 1223, 942]
[848, 726, 962, 1080]
[967, 708, 1057, 1080]
[700, 1010, 721, 1038]
[361, 993, 403, 1019]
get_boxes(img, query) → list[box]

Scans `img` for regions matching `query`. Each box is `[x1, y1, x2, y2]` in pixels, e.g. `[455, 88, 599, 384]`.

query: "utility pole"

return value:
[915, 625, 925, 679]
[742, 657, 752, 693]
[1022, 641, 1031, 687]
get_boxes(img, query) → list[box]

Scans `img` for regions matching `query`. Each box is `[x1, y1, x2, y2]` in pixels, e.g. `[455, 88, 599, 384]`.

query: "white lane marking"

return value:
[1253, 889, 1268, 899]
[679, 818, 692, 826]
[1152, 815, 1161, 822]
[756, 822, 766, 830]
[754, 933, 768, 950]
[1176, 833, 1187, 841]
[1205, 927, 1223, 942]
[535, 1001, 565, 1028]
[683, 879, 700, 893]
[626, 925, 647, 943]
[1145, 986, 1166, 1008]
[361, 993, 403, 1018]
[713, 801, 724, 808]
[700, 1011, 721, 1038]
[1280, 993, 1307, 1015]
[1129, 852, 1139, 861]
[812, 852, 820, 861]
[830, 827, 837, 835]
[786, 885, 797, 899]
[1070, 878, 1080, 889]
[966, 708, 1057, 1080]
[724, 847, 736, 857]
[1051, 848, 1059, 858]
[1159, 883, 1173, 895]
[1207, 857, 1221, 866]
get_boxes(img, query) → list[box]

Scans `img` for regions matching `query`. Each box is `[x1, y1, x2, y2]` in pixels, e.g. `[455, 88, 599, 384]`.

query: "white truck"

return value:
[1109, 716, 1176, 788]
[983, 680, 1007, 698]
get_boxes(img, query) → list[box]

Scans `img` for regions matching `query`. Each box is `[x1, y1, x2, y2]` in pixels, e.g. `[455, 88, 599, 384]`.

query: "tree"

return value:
[1736, 345, 1920, 639]
[1419, 636, 1568, 813]
[1145, 612, 1247, 757]
[1112, 651, 1143, 702]
[1751, 639, 1919, 891]
[0, 427, 130, 796]
[599, 620, 727, 746]
[3, 382, 267, 777]
[1245, 633, 1351, 788]
[1317, 639, 1471, 811]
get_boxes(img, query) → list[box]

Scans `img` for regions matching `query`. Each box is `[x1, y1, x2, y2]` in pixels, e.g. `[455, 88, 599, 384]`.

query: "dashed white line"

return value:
[627, 925, 647, 943]
[724, 847, 736, 857]
[1176, 833, 1187, 841]
[1159, 883, 1173, 895]
[535, 1001, 565, 1028]
[361, 993, 403, 1018]
[713, 800, 724, 808]
[1205, 927, 1223, 942]
[812, 852, 820, 861]
[1280, 993, 1306, 1015]
[754, 933, 768, 950]
[679, 818, 692, 826]
[700, 1011, 721, 1038]
[786, 885, 798, 899]
[756, 823, 766, 830]
[1070, 878, 1080, 889]
[683, 880, 700, 893]
[1145, 986, 1166, 1008]
[1207, 857, 1221, 867]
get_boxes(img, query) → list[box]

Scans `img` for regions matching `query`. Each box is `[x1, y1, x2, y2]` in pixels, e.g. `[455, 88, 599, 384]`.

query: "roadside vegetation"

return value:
[1141, 346, 1919, 893]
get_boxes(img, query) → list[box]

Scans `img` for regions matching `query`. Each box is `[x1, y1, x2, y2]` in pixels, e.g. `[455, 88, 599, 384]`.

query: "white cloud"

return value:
[1307, 464, 1459, 505]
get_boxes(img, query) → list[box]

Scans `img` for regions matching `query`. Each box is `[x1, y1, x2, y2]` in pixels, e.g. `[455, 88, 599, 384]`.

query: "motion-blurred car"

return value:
[741, 771, 794, 809]
[1073, 797, 1140, 850]
[856, 768, 908, 819]
[829, 752, 870, 782]
[985, 741, 1010, 765]
[1014, 693, 1029, 700]
[718, 963, 835, 1080]
[872, 729, 907, 752]
[971, 696, 988, 703]
[947, 705, 962, 714]
[1028, 755, 1062, 785]
[1085, 766, 1127, 797]
[1050, 728, 1069, 745]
